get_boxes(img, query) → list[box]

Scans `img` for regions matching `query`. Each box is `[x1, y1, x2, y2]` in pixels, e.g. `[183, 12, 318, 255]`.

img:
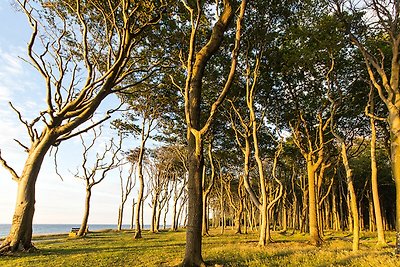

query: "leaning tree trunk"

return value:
[0, 136, 53, 253]
[78, 187, 92, 237]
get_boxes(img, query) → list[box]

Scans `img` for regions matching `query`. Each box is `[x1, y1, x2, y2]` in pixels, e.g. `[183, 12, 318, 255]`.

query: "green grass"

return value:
[0, 229, 399, 266]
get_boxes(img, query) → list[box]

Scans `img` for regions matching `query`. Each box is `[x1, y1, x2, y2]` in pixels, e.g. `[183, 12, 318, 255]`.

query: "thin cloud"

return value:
[0, 52, 23, 75]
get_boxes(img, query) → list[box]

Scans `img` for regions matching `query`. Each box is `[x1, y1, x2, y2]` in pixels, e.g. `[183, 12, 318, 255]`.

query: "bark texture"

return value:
[181, 0, 246, 265]
[0, 134, 54, 253]
[78, 188, 92, 237]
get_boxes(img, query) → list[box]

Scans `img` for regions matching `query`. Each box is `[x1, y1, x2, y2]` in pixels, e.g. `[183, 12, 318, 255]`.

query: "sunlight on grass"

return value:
[0, 229, 398, 266]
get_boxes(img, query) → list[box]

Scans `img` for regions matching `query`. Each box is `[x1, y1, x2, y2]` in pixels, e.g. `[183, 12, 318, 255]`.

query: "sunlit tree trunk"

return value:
[202, 143, 215, 236]
[389, 111, 400, 252]
[201, 193, 209, 236]
[0, 138, 52, 252]
[307, 161, 322, 246]
[134, 170, 144, 238]
[0, 1, 164, 254]
[133, 117, 152, 238]
[236, 177, 245, 234]
[150, 193, 158, 233]
[291, 112, 328, 246]
[117, 205, 124, 231]
[130, 198, 135, 230]
[282, 191, 288, 232]
[78, 187, 92, 236]
[334, 1, 400, 252]
[339, 144, 359, 251]
[180, 0, 245, 263]
[366, 92, 386, 244]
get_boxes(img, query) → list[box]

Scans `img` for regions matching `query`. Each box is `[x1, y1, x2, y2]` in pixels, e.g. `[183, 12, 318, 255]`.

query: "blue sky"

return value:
[0, 2, 159, 225]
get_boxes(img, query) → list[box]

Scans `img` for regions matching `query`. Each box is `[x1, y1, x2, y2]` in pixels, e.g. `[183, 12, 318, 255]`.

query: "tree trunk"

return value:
[202, 193, 209, 236]
[332, 191, 340, 231]
[181, 0, 244, 264]
[369, 195, 376, 232]
[259, 203, 269, 246]
[163, 201, 169, 230]
[130, 198, 135, 230]
[307, 161, 322, 246]
[243, 207, 248, 234]
[346, 191, 353, 232]
[235, 198, 243, 234]
[141, 199, 145, 231]
[156, 199, 164, 232]
[220, 176, 225, 234]
[282, 195, 288, 232]
[177, 196, 187, 230]
[134, 178, 143, 238]
[0, 176, 36, 252]
[78, 187, 92, 237]
[134, 147, 145, 238]
[117, 204, 123, 231]
[370, 112, 386, 244]
[0, 138, 53, 253]
[339, 143, 359, 251]
[150, 195, 158, 233]
[388, 111, 400, 253]
[171, 197, 178, 231]
[183, 134, 204, 266]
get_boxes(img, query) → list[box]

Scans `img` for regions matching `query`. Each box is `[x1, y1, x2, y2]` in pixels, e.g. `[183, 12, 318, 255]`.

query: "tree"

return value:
[146, 146, 176, 232]
[72, 129, 122, 237]
[365, 87, 386, 245]
[170, 145, 188, 231]
[0, 0, 165, 253]
[117, 163, 135, 231]
[173, 1, 247, 265]
[117, 111, 157, 238]
[328, 65, 360, 251]
[229, 51, 284, 246]
[114, 75, 174, 237]
[333, 0, 400, 252]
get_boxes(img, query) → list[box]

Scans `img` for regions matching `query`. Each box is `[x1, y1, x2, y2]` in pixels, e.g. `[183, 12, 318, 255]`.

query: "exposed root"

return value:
[133, 232, 142, 239]
[180, 258, 207, 267]
[0, 241, 37, 255]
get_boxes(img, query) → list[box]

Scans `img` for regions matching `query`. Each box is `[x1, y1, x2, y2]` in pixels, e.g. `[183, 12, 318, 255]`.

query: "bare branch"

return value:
[52, 145, 64, 181]
[200, 0, 247, 135]
[0, 150, 20, 181]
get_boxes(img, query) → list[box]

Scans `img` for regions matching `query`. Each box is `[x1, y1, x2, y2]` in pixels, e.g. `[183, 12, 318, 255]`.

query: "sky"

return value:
[0, 2, 161, 226]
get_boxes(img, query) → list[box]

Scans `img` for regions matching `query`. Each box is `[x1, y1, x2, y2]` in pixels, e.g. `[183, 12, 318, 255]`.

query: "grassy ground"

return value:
[0, 228, 399, 266]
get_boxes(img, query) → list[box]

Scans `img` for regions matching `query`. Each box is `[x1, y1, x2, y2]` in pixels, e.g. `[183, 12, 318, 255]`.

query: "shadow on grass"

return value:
[329, 253, 367, 266]
[206, 250, 300, 267]
[33, 239, 187, 258]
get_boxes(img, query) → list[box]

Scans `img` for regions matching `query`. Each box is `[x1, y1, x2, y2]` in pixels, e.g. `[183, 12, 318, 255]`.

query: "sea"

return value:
[0, 224, 151, 238]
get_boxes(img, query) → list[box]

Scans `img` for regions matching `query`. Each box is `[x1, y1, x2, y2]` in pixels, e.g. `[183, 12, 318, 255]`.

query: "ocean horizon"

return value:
[0, 224, 152, 238]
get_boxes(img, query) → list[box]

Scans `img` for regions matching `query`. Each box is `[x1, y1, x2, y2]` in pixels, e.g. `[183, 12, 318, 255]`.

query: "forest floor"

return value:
[0, 228, 398, 266]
